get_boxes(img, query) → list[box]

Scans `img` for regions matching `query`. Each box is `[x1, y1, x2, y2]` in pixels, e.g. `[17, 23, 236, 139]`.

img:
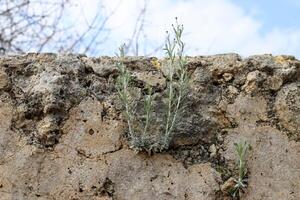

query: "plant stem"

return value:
[142, 87, 153, 139]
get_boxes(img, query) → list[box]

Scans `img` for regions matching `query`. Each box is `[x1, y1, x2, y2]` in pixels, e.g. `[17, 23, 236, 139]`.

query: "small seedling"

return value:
[231, 140, 249, 198]
[116, 18, 189, 152]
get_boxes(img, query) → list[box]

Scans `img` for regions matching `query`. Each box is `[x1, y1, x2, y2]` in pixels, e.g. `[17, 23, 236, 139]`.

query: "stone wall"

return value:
[0, 53, 299, 200]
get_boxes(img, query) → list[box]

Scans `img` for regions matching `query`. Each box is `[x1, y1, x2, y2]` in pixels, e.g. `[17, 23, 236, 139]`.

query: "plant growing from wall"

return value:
[231, 140, 249, 199]
[116, 18, 189, 152]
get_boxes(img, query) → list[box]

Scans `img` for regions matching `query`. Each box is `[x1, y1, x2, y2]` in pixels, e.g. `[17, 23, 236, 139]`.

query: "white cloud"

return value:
[68, 0, 300, 57]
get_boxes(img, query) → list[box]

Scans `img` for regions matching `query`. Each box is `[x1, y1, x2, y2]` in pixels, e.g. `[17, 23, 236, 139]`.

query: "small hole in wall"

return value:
[88, 129, 94, 135]
[68, 168, 72, 174]
[59, 89, 64, 96]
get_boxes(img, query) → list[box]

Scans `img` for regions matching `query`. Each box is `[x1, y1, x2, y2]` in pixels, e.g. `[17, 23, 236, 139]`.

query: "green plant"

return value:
[116, 18, 189, 152]
[116, 44, 136, 141]
[162, 18, 189, 149]
[231, 140, 249, 198]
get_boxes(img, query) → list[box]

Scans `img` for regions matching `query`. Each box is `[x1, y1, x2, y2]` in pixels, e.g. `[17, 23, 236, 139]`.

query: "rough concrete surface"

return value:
[0, 53, 299, 200]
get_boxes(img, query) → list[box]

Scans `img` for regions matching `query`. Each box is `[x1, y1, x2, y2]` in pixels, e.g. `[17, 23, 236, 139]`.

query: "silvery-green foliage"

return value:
[116, 19, 189, 152]
[231, 140, 249, 198]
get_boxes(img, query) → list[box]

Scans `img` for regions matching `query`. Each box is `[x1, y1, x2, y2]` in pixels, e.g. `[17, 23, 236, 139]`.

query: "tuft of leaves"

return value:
[231, 140, 249, 198]
[116, 44, 136, 141]
[116, 18, 190, 152]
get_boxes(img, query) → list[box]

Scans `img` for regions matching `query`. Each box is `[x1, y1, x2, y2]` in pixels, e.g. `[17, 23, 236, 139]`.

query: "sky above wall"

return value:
[68, 0, 300, 58]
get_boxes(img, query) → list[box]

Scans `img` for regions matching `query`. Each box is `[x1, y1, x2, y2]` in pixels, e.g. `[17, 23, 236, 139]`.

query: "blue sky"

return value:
[233, 0, 300, 33]
[68, 0, 300, 58]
